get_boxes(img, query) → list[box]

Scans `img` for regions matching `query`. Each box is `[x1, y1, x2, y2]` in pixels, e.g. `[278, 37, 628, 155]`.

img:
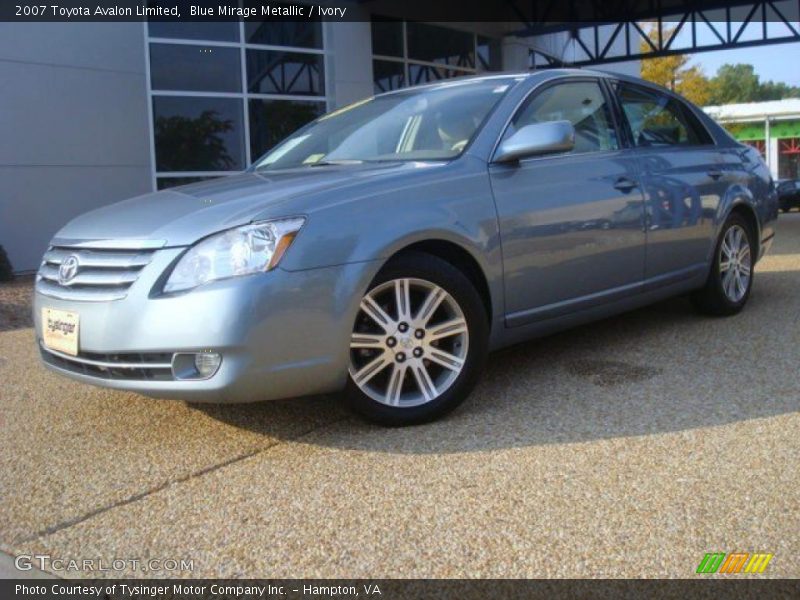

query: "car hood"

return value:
[54, 162, 441, 247]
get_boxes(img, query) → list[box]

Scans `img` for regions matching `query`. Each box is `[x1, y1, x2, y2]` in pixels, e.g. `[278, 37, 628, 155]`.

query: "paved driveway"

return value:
[1, 215, 798, 578]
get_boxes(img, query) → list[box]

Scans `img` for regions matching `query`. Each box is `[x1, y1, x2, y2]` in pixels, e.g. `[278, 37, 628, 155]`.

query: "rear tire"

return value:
[345, 251, 489, 426]
[691, 213, 755, 316]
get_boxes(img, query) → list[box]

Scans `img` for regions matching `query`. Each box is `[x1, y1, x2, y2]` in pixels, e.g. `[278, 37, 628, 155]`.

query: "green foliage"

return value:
[708, 64, 760, 104]
[703, 63, 800, 105]
[0, 245, 14, 282]
[754, 79, 800, 102]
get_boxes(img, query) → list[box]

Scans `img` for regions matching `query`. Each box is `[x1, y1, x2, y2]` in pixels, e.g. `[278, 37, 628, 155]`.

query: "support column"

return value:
[766, 119, 780, 179]
[324, 16, 374, 109]
[501, 37, 531, 71]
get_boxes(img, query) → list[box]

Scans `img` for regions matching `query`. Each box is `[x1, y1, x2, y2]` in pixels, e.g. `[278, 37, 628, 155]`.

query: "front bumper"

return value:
[34, 249, 380, 403]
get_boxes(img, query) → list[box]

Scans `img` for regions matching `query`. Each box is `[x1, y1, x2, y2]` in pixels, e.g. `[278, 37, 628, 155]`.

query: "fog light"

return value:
[194, 352, 222, 378]
[171, 351, 222, 380]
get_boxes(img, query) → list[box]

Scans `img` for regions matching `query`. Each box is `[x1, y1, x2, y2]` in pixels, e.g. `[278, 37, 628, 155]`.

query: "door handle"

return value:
[707, 168, 723, 180]
[613, 177, 638, 192]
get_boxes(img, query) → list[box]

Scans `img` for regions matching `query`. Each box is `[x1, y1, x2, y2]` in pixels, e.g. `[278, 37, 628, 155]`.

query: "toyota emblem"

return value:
[58, 255, 80, 285]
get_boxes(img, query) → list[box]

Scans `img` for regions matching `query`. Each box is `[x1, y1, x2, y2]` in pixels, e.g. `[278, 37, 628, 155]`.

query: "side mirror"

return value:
[493, 120, 575, 163]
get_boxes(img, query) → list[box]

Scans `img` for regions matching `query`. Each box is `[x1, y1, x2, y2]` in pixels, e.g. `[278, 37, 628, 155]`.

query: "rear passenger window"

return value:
[508, 81, 619, 154]
[614, 83, 712, 147]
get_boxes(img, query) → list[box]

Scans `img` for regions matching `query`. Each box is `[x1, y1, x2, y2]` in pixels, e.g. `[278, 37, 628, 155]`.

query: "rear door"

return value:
[611, 81, 725, 285]
[489, 78, 647, 327]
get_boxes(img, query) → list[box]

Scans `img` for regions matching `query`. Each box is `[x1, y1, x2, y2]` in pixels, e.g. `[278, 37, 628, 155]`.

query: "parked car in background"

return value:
[777, 179, 800, 212]
[34, 69, 778, 425]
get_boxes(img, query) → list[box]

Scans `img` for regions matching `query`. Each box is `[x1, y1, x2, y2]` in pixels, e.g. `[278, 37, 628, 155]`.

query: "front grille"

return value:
[36, 244, 156, 301]
[40, 343, 175, 381]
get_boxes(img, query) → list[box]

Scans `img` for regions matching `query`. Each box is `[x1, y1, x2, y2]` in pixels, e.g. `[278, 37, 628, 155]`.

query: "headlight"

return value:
[163, 217, 305, 293]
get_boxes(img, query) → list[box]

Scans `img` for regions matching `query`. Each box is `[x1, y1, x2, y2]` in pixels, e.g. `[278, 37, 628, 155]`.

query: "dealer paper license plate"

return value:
[42, 308, 79, 356]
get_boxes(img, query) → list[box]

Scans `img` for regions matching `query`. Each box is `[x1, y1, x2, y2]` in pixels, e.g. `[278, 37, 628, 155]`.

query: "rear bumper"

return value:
[34, 256, 381, 403]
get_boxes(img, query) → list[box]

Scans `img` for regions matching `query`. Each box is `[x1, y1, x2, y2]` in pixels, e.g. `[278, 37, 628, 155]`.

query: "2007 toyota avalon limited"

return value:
[35, 69, 778, 425]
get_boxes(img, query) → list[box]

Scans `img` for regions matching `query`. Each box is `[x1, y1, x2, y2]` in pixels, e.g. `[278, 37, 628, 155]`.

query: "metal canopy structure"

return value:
[363, 0, 800, 67]
[526, 0, 800, 68]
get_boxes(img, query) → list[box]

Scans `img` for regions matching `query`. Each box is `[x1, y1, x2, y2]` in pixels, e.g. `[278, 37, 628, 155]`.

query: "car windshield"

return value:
[252, 77, 518, 171]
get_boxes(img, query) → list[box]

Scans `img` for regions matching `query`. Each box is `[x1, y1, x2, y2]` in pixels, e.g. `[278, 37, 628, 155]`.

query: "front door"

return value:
[489, 79, 647, 327]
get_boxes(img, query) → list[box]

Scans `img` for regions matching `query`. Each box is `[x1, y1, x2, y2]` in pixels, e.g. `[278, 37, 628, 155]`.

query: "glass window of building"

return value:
[370, 18, 501, 94]
[373, 60, 406, 93]
[149, 44, 241, 93]
[246, 50, 325, 96]
[406, 22, 475, 68]
[148, 21, 240, 42]
[153, 96, 246, 172]
[245, 20, 323, 48]
[156, 176, 219, 190]
[371, 18, 403, 57]
[248, 99, 325, 159]
[147, 19, 327, 190]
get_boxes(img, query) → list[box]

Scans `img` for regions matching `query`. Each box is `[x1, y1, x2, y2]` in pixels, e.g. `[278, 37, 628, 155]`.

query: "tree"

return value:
[678, 65, 712, 106]
[758, 80, 800, 101]
[639, 25, 712, 106]
[706, 63, 800, 105]
[708, 64, 761, 104]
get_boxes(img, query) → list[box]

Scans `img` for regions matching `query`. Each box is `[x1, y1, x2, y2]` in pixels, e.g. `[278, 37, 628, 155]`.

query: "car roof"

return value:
[392, 67, 680, 99]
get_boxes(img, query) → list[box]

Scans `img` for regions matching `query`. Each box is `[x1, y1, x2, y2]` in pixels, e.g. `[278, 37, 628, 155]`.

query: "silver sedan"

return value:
[34, 69, 778, 425]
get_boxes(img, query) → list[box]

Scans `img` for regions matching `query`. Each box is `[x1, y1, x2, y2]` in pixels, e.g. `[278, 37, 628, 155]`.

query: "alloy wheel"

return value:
[349, 278, 469, 408]
[719, 224, 752, 303]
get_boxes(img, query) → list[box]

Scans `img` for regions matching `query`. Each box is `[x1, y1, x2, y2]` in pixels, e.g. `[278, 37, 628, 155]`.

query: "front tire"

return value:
[346, 252, 489, 426]
[691, 214, 755, 316]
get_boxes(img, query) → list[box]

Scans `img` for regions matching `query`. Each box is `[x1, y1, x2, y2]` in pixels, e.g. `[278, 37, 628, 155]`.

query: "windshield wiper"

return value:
[309, 159, 365, 167]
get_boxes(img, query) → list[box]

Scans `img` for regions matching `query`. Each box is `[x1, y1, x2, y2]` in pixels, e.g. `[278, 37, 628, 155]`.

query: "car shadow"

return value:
[193, 268, 800, 456]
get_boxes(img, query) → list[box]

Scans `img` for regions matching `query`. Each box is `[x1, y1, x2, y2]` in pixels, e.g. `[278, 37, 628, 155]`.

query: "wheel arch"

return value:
[381, 239, 495, 325]
[716, 182, 762, 262]
[726, 202, 761, 259]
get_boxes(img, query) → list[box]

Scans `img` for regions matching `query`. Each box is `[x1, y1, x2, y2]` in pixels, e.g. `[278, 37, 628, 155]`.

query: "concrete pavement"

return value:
[0, 215, 798, 578]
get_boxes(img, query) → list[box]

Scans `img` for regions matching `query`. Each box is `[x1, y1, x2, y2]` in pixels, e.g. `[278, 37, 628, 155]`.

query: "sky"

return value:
[689, 42, 800, 86]
[664, 20, 800, 86]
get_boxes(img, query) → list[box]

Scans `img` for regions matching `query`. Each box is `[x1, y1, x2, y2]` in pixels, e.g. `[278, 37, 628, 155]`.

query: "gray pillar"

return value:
[324, 16, 374, 109]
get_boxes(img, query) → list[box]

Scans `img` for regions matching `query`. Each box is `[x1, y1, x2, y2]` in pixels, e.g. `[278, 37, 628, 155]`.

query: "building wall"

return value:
[0, 23, 153, 272]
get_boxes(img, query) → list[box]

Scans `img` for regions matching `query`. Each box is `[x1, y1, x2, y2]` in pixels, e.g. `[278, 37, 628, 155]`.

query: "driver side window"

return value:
[508, 80, 620, 154]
